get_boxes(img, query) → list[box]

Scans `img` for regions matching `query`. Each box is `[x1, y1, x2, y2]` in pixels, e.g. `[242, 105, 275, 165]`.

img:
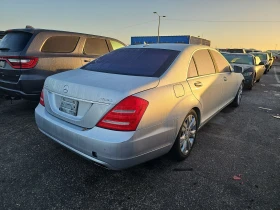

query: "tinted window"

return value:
[0, 32, 32, 52]
[110, 40, 125, 50]
[82, 48, 180, 77]
[210, 50, 231, 73]
[41, 36, 79, 53]
[193, 50, 216, 76]
[188, 58, 198, 78]
[84, 38, 109, 55]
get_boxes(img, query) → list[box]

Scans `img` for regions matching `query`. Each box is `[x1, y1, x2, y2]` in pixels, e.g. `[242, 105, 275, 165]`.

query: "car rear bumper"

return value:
[0, 74, 45, 100]
[35, 105, 171, 170]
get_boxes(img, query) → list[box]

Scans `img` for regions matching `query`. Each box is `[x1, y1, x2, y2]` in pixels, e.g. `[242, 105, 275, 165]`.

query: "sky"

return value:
[1, 0, 280, 50]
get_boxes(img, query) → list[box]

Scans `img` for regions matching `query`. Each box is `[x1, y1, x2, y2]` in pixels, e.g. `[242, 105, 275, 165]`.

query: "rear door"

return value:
[210, 50, 238, 105]
[81, 37, 110, 66]
[0, 31, 33, 84]
[187, 49, 223, 123]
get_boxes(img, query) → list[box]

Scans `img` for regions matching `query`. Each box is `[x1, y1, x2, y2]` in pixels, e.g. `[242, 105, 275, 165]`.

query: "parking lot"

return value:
[0, 65, 280, 210]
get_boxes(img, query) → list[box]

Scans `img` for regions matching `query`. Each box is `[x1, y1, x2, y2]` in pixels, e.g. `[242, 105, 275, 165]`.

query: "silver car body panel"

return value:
[35, 44, 244, 169]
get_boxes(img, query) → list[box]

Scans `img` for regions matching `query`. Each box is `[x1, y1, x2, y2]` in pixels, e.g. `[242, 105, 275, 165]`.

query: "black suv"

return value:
[0, 29, 125, 100]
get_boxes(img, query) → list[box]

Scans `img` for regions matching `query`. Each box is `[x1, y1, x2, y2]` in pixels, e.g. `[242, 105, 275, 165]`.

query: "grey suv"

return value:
[0, 28, 125, 100]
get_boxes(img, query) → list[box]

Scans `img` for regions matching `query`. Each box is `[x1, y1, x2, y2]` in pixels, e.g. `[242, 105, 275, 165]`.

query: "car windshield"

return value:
[223, 54, 253, 65]
[252, 53, 267, 60]
[82, 48, 180, 77]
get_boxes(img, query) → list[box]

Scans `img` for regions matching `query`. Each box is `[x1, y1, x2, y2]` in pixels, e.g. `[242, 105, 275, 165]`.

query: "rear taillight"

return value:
[0, 56, 38, 69]
[40, 91, 45, 106]
[96, 96, 149, 131]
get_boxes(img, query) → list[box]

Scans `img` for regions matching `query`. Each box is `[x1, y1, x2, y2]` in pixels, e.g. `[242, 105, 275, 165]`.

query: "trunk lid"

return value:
[44, 69, 159, 128]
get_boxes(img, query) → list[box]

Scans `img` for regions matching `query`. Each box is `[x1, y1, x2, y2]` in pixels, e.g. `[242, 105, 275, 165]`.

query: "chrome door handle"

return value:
[194, 81, 202, 87]
[224, 77, 227, 81]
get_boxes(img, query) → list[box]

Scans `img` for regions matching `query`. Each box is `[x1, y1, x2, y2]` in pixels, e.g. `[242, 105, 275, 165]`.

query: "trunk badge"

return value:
[63, 85, 69, 93]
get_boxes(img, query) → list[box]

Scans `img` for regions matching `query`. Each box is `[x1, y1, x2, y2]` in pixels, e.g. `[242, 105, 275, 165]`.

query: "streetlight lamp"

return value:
[153, 12, 166, 43]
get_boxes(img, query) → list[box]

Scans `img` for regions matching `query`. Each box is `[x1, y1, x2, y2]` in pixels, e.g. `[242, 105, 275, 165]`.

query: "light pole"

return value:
[153, 12, 166, 43]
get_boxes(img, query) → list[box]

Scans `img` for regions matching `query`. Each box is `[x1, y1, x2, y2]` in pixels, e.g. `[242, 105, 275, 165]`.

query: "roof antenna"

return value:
[25, 25, 34, 29]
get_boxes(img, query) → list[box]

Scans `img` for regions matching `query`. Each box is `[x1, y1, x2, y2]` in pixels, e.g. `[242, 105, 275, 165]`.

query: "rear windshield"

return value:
[82, 48, 180, 77]
[0, 32, 32, 52]
[227, 49, 244, 53]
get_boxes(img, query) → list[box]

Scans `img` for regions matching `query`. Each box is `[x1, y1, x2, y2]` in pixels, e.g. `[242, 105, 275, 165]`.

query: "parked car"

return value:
[265, 51, 274, 68]
[0, 31, 5, 40]
[35, 44, 244, 170]
[250, 52, 270, 74]
[222, 53, 265, 89]
[0, 28, 125, 100]
[227, 48, 246, 53]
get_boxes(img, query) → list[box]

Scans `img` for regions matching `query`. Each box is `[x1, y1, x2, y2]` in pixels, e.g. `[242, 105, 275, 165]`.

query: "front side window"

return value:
[187, 58, 198, 78]
[210, 50, 231, 73]
[41, 36, 79, 53]
[82, 48, 180, 77]
[83, 38, 109, 55]
[193, 50, 216, 76]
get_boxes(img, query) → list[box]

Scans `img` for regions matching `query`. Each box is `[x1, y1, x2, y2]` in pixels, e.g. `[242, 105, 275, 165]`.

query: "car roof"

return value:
[126, 43, 213, 52]
[4, 28, 126, 45]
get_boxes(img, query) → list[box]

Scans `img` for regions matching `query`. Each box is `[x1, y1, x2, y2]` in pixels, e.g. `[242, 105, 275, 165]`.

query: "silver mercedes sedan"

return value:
[35, 44, 244, 170]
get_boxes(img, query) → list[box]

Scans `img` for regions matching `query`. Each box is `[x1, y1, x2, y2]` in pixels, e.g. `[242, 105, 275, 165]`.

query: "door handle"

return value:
[84, 59, 92, 62]
[194, 81, 203, 87]
[224, 77, 227, 81]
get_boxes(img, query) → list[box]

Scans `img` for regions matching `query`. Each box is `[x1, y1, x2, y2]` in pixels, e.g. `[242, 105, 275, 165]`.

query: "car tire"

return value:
[171, 110, 198, 161]
[231, 82, 243, 107]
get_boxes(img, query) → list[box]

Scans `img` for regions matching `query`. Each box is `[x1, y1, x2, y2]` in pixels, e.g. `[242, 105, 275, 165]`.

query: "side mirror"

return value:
[259, 62, 265, 65]
[233, 65, 243, 73]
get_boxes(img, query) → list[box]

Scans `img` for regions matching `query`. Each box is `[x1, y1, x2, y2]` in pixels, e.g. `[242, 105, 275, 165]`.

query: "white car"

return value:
[35, 44, 244, 170]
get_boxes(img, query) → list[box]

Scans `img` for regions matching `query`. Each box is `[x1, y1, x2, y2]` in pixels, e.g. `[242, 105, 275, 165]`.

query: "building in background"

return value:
[131, 35, 211, 46]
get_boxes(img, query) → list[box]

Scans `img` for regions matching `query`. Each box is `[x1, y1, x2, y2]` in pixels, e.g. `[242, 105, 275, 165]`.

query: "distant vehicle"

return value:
[35, 44, 244, 170]
[227, 48, 246, 54]
[0, 31, 5, 40]
[131, 35, 211, 46]
[0, 28, 125, 101]
[250, 52, 270, 74]
[217, 48, 228, 52]
[222, 53, 266, 89]
[265, 51, 274, 67]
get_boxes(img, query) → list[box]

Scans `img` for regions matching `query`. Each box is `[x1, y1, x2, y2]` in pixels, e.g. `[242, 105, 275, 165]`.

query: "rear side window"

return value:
[193, 50, 216, 76]
[83, 38, 109, 55]
[187, 58, 198, 78]
[41, 36, 79, 53]
[0, 32, 32, 52]
[210, 50, 231, 73]
[82, 48, 180, 77]
[110, 40, 125, 50]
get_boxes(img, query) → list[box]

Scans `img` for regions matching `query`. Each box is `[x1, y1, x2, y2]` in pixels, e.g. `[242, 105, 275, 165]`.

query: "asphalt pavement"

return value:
[0, 65, 280, 210]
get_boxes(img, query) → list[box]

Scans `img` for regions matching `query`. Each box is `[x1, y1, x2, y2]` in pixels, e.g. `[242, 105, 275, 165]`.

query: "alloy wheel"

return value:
[179, 115, 197, 155]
